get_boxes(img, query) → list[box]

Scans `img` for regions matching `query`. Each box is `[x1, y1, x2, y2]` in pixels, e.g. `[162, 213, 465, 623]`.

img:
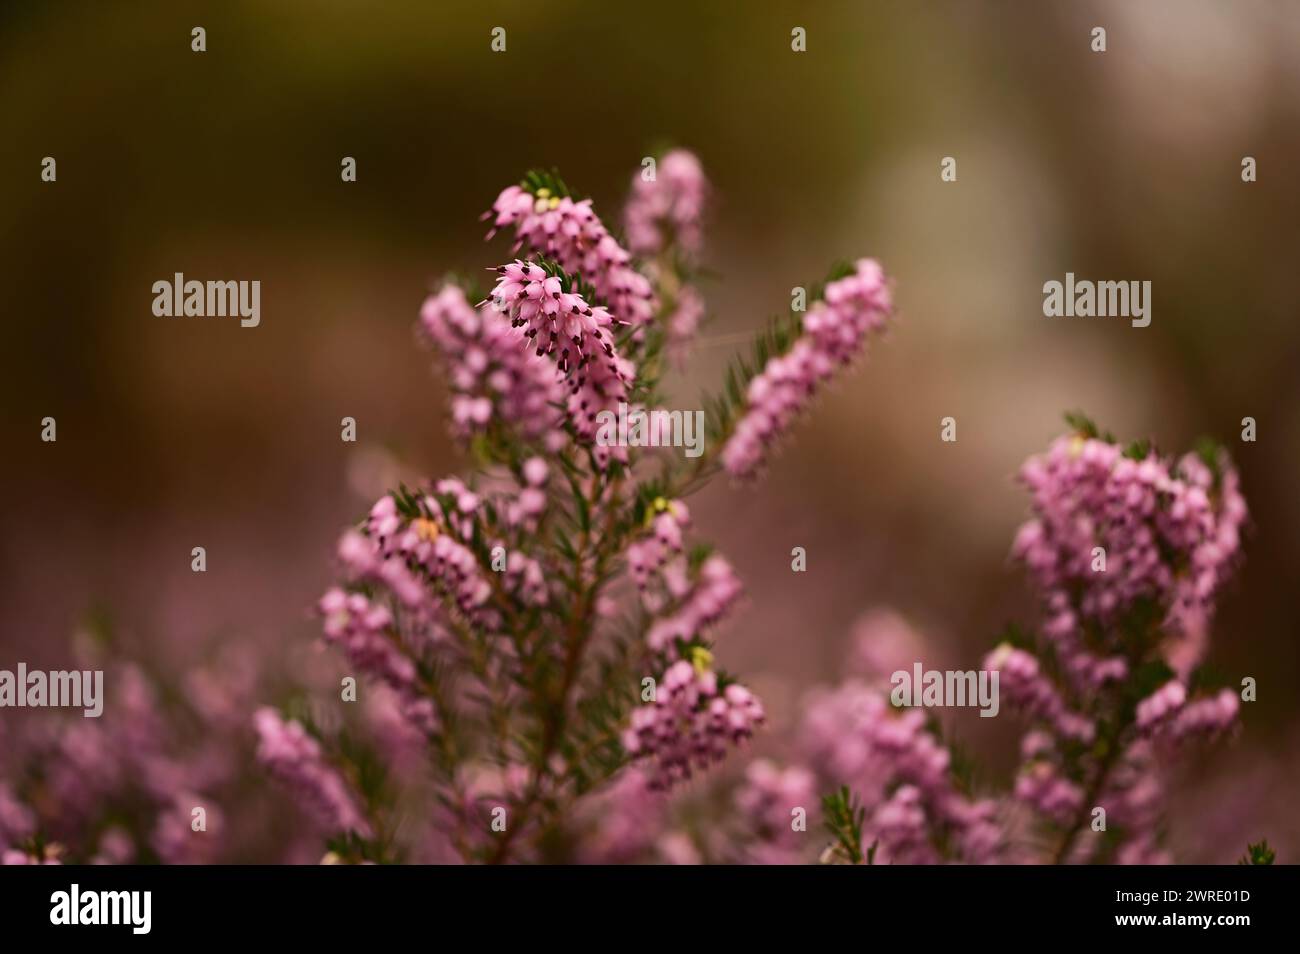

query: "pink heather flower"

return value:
[627, 500, 691, 593]
[486, 261, 635, 458]
[624, 149, 709, 259]
[622, 660, 765, 791]
[90, 826, 136, 865]
[994, 430, 1248, 863]
[0, 783, 35, 849]
[485, 188, 655, 326]
[419, 284, 566, 445]
[503, 550, 548, 606]
[870, 785, 930, 860]
[324, 487, 543, 734]
[735, 759, 817, 864]
[644, 554, 744, 652]
[1135, 680, 1188, 731]
[319, 588, 419, 693]
[487, 261, 624, 378]
[505, 483, 547, 530]
[797, 678, 1000, 863]
[151, 795, 222, 864]
[1135, 685, 1239, 741]
[359, 492, 495, 621]
[1014, 759, 1085, 826]
[848, 609, 928, 682]
[1167, 688, 1239, 738]
[657, 831, 704, 866]
[253, 708, 372, 838]
[2, 648, 289, 865]
[567, 349, 636, 460]
[984, 643, 1095, 744]
[722, 259, 893, 479]
[1013, 435, 1247, 676]
[1055, 740, 1175, 865]
[572, 767, 668, 864]
[521, 456, 548, 487]
[2, 848, 61, 865]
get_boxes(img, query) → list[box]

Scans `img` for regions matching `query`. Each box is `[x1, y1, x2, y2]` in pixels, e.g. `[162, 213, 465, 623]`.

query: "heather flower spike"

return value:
[721, 258, 894, 480]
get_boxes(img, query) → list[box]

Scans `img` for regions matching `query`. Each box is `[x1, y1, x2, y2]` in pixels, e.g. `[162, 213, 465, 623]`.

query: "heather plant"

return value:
[0, 618, 280, 865]
[723, 416, 1252, 865]
[988, 416, 1247, 864]
[1, 153, 1262, 868]
[283, 150, 895, 863]
[260, 151, 1260, 866]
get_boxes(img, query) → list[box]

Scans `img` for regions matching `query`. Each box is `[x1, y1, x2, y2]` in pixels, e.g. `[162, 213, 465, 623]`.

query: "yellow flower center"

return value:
[689, 646, 714, 674]
[412, 517, 440, 542]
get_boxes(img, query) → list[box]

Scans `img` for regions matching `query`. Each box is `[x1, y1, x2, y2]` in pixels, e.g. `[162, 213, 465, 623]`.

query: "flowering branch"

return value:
[265, 151, 897, 863]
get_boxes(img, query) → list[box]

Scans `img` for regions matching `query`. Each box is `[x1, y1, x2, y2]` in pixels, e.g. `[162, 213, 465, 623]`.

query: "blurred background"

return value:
[2, 0, 1297, 861]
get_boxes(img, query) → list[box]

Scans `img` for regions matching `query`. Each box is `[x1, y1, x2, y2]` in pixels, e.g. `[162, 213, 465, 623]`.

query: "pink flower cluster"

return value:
[318, 587, 437, 734]
[152, 796, 222, 865]
[2, 654, 269, 864]
[571, 768, 668, 864]
[628, 500, 691, 592]
[847, 609, 928, 682]
[723, 258, 893, 479]
[1013, 731, 1086, 826]
[984, 644, 1095, 743]
[644, 555, 744, 652]
[367, 492, 496, 617]
[486, 260, 635, 458]
[622, 660, 765, 791]
[1136, 681, 1239, 740]
[734, 759, 818, 864]
[486, 186, 655, 326]
[627, 500, 744, 648]
[1099, 741, 1170, 865]
[253, 708, 372, 838]
[320, 471, 559, 737]
[487, 261, 624, 380]
[624, 149, 709, 260]
[621, 497, 762, 790]
[798, 679, 1001, 864]
[419, 283, 565, 444]
[992, 429, 1248, 863]
[1013, 436, 1247, 678]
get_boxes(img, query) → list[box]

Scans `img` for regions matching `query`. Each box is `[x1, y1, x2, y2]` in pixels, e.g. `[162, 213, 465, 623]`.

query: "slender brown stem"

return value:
[487, 473, 621, 864]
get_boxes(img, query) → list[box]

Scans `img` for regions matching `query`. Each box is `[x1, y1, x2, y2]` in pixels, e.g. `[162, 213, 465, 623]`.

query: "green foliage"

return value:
[1194, 435, 1223, 471]
[701, 311, 801, 447]
[1121, 437, 1152, 461]
[390, 482, 426, 520]
[1238, 839, 1276, 865]
[822, 786, 868, 865]
[994, 620, 1037, 652]
[699, 260, 873, 449]
[1063, 410, 1116, 443]
[519, 168, 575, 199]
[1191, 436, 1229, 492]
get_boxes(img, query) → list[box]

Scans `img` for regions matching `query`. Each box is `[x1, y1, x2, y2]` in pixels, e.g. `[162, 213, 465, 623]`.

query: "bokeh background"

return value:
[2, 0, 1298, 861]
